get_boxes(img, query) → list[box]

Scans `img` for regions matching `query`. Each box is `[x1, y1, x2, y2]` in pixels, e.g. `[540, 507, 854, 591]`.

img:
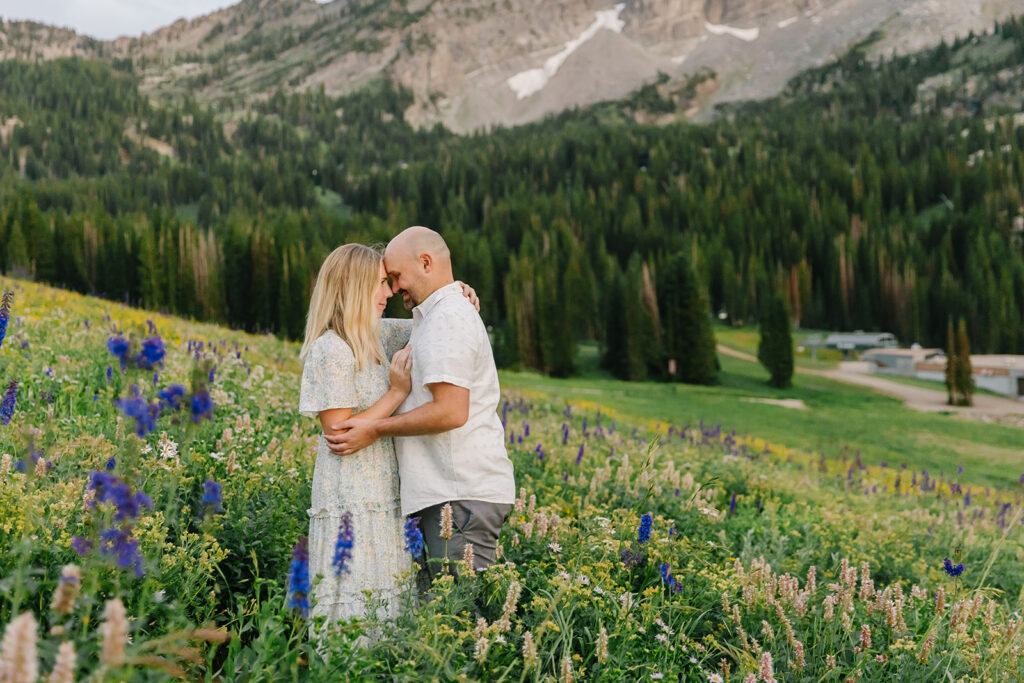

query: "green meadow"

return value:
[501, 342, 1024, 490]
[3, 277, 1024, 681]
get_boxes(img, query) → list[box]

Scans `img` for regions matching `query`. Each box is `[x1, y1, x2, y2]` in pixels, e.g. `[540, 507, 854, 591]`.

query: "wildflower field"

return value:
[1, 275, 1023, 682]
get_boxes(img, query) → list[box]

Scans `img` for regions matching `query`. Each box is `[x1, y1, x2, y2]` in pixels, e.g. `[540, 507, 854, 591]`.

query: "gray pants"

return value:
[413, 500, 510, 587]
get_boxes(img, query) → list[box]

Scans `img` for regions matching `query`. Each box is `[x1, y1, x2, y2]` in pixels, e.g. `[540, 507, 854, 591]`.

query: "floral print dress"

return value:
[298, 319, 412, 624]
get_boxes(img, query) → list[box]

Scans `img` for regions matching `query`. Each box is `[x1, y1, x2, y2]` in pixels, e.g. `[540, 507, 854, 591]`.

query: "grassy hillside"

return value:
[502, 348, 1024, 490]
[1, 275, 1023, 680]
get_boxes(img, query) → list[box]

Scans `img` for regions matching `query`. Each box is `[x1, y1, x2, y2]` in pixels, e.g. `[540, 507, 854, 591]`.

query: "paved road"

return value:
[717, 345, 1024, 425]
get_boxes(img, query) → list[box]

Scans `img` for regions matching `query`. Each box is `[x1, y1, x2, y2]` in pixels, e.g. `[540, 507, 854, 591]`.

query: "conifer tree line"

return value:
[1, 19, 1024, 379]
[945, 318, 975, 406]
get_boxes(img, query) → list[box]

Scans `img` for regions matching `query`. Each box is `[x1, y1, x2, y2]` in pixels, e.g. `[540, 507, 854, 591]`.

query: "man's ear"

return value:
[420, 252, 434, 273]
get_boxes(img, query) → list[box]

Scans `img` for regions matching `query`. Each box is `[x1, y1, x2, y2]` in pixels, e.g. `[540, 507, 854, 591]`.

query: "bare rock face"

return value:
[4, 0, 1024, 131]
[703, 0, 818, 25]
[625, 0, 706, 41]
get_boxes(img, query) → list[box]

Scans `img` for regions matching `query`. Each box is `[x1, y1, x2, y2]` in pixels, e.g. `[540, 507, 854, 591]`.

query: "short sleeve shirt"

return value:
[396, 282, 516, 515]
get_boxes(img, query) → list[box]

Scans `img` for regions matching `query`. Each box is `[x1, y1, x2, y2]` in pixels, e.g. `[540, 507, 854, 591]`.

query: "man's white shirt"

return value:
[395, 282, 516, 516]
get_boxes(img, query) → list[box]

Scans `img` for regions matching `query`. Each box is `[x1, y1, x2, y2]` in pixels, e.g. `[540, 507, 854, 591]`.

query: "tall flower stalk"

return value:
[0, 289, 12, 349]
[1, 380, 17, 426]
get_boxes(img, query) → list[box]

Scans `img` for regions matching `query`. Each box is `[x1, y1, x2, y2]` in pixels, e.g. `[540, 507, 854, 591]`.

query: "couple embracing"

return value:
[297, 226, 516, 626]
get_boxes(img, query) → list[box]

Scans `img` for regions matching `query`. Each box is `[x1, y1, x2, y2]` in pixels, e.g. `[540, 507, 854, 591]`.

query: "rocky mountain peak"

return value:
[2, 0, 1021, 131]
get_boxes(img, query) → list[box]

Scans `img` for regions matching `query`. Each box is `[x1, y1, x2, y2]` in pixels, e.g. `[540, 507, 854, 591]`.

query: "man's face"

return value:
[383, 248, 421, 310]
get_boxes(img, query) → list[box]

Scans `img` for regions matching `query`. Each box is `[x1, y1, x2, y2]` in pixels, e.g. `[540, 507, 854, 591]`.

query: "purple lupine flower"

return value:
[637, 513, 653, 543]
[729, 493, 737, 515]
[208, 366, 216, 384]
[287, 536, 311, 616]
[107, 336, 131, 369]
[404, 517, 425, 558]
[157, 384, 187, 411]
[99, 527, 145, 577]
[114, 394, 160, 437]
[136, 336, 165, 370]
[1, 380, 17, 426]
[190, 390, 214, 423]
[71, 536, 94, 555]
[620, 549, 644, 569]
[202, 479, 223, 513]
[332, 512, 354, 576]
[105, 457, 116, 471]
[0, 289, 12, 349]
[659, 563, 685, 593]
[88, 471, 152, 521]
[942, 558, 966, 577]
[576, 443, 585, 465]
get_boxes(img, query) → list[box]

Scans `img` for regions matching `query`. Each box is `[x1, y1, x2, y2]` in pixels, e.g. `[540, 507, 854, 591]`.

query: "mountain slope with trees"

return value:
[1, 20, 1024, 379]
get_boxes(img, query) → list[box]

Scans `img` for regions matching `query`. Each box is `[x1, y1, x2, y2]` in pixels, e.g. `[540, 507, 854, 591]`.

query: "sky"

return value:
[0, 0, 240, 40]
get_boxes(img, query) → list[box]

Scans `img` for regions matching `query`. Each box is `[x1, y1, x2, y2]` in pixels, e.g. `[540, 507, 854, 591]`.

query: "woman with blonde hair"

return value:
[298, 243, 476, 628]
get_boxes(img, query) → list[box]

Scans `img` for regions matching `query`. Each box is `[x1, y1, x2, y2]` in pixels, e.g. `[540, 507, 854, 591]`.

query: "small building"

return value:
[915, 354, 1024, 398]
[823, 332, 899, 351]
[862, 347, 942, 375]
[804, 331, 898, 359]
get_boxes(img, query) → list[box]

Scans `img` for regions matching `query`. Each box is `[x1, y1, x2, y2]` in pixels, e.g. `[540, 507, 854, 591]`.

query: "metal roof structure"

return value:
[805, 332, 899, 350]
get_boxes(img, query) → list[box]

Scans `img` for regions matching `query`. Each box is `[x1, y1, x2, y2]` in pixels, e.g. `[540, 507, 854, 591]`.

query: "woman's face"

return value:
[373, 261, 392, 316]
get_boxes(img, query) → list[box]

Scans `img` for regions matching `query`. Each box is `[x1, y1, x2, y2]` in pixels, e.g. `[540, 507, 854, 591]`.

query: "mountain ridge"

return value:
[1, 0, 1022, 131]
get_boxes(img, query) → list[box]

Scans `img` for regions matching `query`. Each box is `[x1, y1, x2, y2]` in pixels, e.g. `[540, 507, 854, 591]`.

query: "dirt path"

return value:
[717, 345, 1024, 425]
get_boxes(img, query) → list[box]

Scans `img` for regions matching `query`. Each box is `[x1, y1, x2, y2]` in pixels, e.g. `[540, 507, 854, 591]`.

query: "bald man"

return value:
[327, 227, 516, 582]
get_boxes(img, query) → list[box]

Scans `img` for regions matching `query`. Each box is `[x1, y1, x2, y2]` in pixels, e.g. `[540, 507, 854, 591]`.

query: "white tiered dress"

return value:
[298, 319, 412, 625]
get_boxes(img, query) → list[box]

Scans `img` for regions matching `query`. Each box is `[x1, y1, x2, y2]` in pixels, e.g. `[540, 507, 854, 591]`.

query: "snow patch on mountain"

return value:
[506, 3, 626, 100]
[705, 22, 760, 42]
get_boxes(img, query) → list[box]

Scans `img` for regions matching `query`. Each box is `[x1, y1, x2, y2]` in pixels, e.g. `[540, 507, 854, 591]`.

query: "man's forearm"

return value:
[374, 401, 466, 437]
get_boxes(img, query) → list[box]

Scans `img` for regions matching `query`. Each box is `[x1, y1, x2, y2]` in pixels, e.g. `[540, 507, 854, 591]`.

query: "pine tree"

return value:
[758, 294, 794, 388]
[602, 270, 635, 380]
[955, 317, 974, 406]
[945, 318, 956, 405]
[658, 253, 718, 385]
[537, 263, 576, 377]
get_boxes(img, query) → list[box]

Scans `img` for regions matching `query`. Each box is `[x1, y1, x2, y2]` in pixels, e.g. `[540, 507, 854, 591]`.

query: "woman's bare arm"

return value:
[317, 346, 413, 436]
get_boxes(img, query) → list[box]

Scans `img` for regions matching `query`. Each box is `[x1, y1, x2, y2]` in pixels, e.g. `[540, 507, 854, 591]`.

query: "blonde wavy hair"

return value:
[300, 243, 386, 369]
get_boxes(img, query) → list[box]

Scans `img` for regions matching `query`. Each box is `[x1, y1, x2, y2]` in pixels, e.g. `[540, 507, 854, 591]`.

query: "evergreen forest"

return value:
[2, 21, 1024, 379]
